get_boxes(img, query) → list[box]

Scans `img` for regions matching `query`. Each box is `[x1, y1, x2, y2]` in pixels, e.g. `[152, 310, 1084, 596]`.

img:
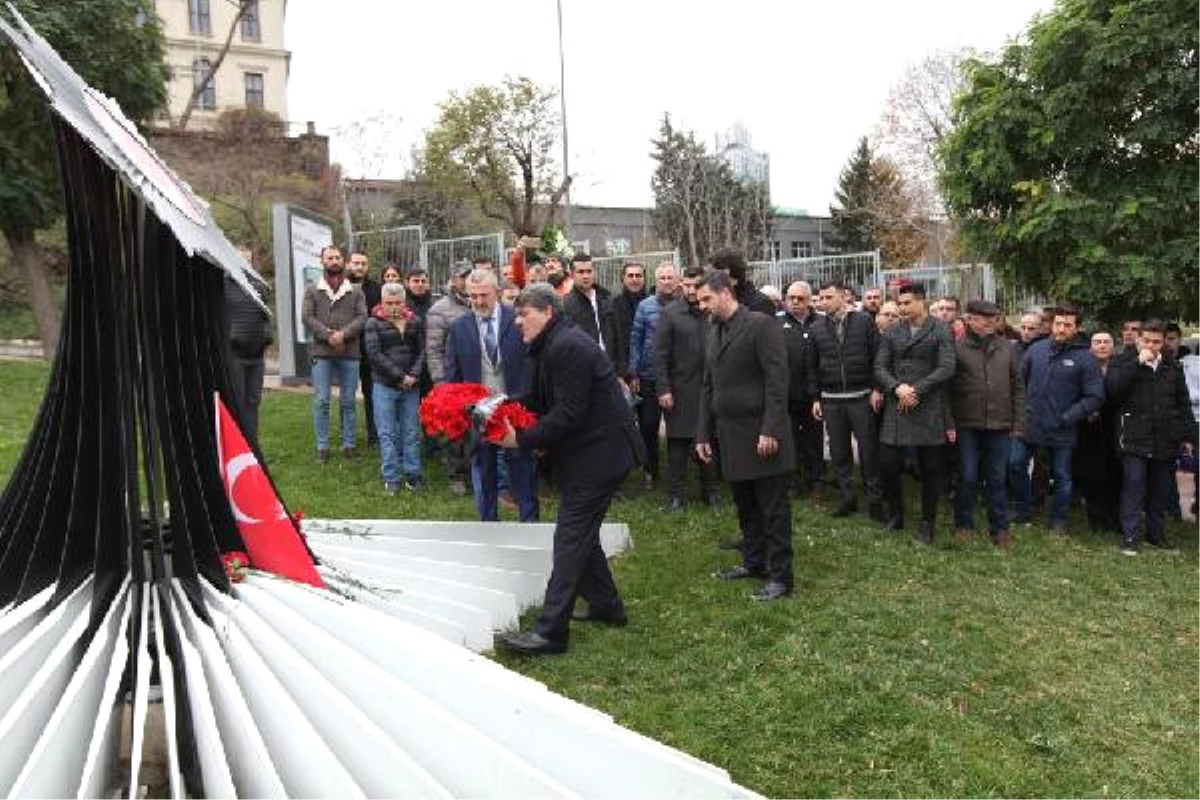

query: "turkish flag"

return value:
[215, 394, 324, 587]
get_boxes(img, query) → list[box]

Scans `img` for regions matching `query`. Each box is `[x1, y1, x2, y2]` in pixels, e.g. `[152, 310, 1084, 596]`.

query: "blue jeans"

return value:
[1010, 439, 1074, 526]
[373, 383, 422, 484]
[955, 428, 1012, 532]
[472, 443, 539, 522]
[1119, 456, 1175, 544]
[311, 358, 359, 451]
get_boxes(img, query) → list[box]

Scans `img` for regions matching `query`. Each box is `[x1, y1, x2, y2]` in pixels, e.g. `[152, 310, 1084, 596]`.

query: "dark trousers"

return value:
[1011, 441, 1073, 526]
[534, 472, 626, 644]
[881, 443, 946, 525]
[1078, 465, 1122, 533]
[359, 359, 377, 444]
[445, 437, 469, 483]
[729, 473, 794, 587]
[1119, 455, 1175, 544]
[823, 397, 881, 505]
[636, 381, 662, 478]
[228, 353, 265, 444]
[789, 405, 826, 490]
[472, 444, 538, 522]
[666, 437, 718, 501]
[954, 428, 1011, 532]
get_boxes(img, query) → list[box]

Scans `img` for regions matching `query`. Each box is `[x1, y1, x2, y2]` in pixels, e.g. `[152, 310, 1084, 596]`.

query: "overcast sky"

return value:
[286, 0, 1055, 216]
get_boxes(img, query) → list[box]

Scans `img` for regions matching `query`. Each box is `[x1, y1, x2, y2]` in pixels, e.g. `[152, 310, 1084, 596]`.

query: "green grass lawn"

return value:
[1, 357, 1197, 798]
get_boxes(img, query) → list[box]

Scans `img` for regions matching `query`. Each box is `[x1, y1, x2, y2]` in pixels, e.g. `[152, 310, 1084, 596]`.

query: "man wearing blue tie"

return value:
[447, 269, 539, 522]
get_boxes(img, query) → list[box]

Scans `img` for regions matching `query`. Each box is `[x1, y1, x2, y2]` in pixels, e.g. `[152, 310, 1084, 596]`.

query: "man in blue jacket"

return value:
[1010, 306, 1104, 534]
[628, 262, 679, 493]
[447, 269, 538, 522]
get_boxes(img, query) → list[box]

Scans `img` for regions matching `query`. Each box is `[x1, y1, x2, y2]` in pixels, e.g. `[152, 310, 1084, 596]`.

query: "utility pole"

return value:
[556, 0, 571, 235]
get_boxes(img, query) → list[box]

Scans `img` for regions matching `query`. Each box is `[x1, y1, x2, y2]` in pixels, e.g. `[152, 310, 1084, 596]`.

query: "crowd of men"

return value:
[263, 244, 1197, 600]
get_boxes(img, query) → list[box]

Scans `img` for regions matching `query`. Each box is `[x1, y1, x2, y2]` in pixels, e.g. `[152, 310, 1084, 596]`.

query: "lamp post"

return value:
[556, 0, 571, 235]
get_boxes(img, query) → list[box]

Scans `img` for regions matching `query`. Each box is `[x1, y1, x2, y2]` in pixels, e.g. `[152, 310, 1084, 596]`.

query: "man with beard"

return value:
[563, 253, 622, 374]
[709, 247, 775, 316]
[611, 261, 647, 385]
[301, 245, 368, 461]
[426, 260, 474, 494]
[404, 267, 435, 396]
[807, 279, 885, 520]
[347, 250, 382, 447]
[655, 266, 719, 511]
[696, 270, 795, 602]
[495, 284, 644, 654]
[861, 286, 883, 320]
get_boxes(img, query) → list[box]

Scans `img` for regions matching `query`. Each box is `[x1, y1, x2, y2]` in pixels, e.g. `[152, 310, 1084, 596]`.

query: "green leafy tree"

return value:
[419, 76, 569, 239]
[0, 1, 168, 355]
[939, 0, 1199, 323]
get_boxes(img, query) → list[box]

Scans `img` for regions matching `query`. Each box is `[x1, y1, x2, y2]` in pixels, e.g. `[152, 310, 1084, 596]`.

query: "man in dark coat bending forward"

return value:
[496, 284, 645, 654]
[695, 269, 796, 601]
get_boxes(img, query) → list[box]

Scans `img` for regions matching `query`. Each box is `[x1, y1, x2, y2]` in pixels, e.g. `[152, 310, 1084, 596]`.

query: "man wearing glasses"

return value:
[781, 281, 825, 497]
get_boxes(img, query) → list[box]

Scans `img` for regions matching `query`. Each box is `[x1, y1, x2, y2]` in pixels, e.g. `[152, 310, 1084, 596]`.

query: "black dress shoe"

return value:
[831, 499, 857, 517]
[571, 607, 629, 626]
[751, 581, 792, 602]
[496, 630, 567, 655]
[713, 565, 763, 580]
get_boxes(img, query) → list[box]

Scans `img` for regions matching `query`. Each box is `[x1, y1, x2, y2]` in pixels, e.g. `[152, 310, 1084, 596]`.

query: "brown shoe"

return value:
[991, 530, 1012, 549]
[954, 528, 972, 544]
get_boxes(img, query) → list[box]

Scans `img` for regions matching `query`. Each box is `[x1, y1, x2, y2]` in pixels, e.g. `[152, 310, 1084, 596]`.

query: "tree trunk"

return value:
[4, 229, 60, 359]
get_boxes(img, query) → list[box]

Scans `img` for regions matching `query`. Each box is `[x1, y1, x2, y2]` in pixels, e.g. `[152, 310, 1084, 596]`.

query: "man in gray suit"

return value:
[695, 269, 795, 601]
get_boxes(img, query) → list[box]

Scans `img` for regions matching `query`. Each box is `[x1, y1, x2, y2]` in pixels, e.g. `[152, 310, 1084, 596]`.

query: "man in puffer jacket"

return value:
[1011, 306, 1104, 534]
[365, 283, 426, 493]
[1105, 319, 1195, 554]
[424, 261, 473, 494]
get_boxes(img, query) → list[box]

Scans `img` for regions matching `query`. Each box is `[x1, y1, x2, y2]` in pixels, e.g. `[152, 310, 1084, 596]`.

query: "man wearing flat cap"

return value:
[949, 299, 1025, 547]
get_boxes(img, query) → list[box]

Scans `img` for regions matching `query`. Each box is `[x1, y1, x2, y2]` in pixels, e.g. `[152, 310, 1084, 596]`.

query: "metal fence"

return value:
[882, 263, 1048, 316]
[350, 225, 423, 276]
[591, 251, 680, 292]
[423, 234, 506, 289]
[748, 251, 882, 295]
[348, 226, 506, 291]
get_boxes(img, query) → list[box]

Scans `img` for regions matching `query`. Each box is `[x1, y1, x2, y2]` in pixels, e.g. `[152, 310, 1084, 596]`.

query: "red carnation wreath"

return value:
[419, 382, 538, 445]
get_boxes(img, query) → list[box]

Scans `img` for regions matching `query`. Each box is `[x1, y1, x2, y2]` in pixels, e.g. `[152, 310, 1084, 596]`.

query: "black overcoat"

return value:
[697, 306, 794, 481]
[517, 315, 644, 492]
[653, 298, 709, 439]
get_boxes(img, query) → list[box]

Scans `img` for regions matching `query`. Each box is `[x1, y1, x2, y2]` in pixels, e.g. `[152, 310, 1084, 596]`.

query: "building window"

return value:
[244, 72, 264, 109]
[770, 241, 782, 261]
[240, 0, 261, 41]
[188, 0, 211, 35]
[192, 58, 216, 110]
[792, 241, 812, 258]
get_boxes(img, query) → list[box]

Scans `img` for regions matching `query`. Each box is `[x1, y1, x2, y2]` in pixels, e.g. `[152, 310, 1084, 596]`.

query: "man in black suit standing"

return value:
[695, 270, 795, 602]
[496, 284, 645, 655]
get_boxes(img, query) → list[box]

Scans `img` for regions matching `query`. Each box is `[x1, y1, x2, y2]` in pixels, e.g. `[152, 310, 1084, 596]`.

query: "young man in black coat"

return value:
[695, 270, 795, 602]
[496, 285, 645, 655]
[1105, 319, 1195, 554]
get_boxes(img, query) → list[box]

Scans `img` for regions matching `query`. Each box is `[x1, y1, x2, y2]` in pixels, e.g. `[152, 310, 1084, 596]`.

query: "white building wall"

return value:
[155, 0, 290, 128]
